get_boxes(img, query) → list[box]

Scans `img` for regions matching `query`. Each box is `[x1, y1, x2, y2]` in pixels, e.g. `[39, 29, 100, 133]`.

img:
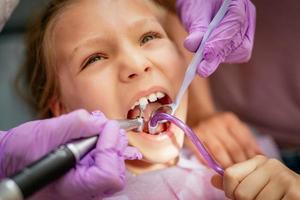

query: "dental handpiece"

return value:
[0, 118, 144, 200]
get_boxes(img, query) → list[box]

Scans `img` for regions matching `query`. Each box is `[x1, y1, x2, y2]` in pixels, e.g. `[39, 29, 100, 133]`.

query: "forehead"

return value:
[54, 0, 158, 32]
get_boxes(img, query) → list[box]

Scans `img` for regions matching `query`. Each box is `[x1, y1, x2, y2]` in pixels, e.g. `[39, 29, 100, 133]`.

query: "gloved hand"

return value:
[177, 0, 256, 77]
[0, 109, 142, 200]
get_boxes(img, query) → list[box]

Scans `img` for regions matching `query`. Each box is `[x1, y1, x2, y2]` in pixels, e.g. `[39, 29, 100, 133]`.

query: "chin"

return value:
[128, 123, 185, 164]
[141, 144, 181, 164]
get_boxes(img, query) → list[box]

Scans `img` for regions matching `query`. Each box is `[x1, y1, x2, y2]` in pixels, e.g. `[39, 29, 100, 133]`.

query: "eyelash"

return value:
[140, 31, 161, 46]
[82, 54, 107, 70]
[80, 31, 161, 70]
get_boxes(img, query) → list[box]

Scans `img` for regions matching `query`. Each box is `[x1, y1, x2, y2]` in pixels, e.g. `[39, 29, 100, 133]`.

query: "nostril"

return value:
[144, 67, 151, 72]
[128, 74, 137, 79]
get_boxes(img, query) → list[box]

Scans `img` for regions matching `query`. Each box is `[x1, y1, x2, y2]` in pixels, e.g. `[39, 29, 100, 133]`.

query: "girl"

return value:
[2, 0, 225, 199]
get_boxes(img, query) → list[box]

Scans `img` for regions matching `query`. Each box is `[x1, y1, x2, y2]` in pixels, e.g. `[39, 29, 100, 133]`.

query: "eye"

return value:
[82, 54, 107, 70]
[140, 31, 161, 46]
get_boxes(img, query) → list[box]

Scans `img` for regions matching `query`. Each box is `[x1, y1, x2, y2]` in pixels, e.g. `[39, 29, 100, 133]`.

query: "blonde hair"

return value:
[20, 0, 77, 118]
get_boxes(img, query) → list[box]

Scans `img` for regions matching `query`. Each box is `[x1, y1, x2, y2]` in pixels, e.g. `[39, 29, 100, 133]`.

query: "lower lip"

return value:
[137, 123, 176, 141]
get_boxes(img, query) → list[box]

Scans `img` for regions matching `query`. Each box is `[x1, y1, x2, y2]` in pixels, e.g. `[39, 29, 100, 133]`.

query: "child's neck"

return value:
[125, 157, 179, 175]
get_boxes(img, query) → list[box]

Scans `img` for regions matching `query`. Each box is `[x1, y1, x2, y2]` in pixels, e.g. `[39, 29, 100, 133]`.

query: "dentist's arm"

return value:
[0, 0, 19, 32]
[0, 110, 141, 200]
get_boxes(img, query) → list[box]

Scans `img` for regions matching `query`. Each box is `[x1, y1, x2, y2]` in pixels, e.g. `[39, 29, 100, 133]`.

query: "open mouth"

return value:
[127, 91, 172, 135]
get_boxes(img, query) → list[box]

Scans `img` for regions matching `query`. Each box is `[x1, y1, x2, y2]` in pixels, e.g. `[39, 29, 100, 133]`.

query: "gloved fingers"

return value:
[184, 30, 205, 52]
[201, 13, 246, 63]
[196, 28, 243, 77]
[176, 0, 217, 32]
[92, 120, 126, 178]
[197, 0, 255, 77]
[178, 0, 217, 52]
[73, 126, 141, 196]
[78, 150, 95, 167]
[246, 0, 256, 45]
[123, 146, 142, 160]
[116, 129, 142, 160]
[95, 120, 121, 152]
[117, 129, 129, 152]
[58, 147, 126, 198]
[197, 54, 222, 77]
[89, 149, 126, 196]
[54, 131, 122, 199]
[87, 153, 126, 196]
[226, 0, 256, 63]
[87, 122, 127, 195]
[45, 109, 108, 149]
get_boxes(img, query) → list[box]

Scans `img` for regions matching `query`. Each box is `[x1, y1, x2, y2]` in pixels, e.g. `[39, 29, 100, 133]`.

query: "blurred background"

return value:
[0, 0, 49, 130]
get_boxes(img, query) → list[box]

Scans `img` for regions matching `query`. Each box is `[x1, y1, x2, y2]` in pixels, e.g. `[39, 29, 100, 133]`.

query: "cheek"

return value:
[148, 40, 185, 67]
[163, 51, 185, 78]
[59, 68, 122, 118]
[152, 44, 186, 89]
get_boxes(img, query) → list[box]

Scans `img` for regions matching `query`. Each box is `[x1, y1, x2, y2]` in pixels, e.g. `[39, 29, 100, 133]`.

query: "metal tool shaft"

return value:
[68, 118, 144, 161]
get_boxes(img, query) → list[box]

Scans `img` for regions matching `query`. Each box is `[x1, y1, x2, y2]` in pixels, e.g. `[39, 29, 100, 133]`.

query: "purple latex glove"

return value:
[177, 0, 256, 77]
[0, 109, 142, 200]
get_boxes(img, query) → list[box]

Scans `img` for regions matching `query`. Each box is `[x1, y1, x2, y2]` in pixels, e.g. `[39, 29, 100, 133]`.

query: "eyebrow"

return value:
[70, 36, 108, 60]
[70, 17, 160, 59]
[127, 17, 160, 32]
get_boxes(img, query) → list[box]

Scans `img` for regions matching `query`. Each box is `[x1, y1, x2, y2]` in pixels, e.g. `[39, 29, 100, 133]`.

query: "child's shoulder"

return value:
[104, 148, 226, 200]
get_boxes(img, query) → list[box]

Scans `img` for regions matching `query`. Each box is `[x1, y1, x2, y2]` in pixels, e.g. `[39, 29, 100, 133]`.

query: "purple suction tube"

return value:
[150, 112, 224, 176]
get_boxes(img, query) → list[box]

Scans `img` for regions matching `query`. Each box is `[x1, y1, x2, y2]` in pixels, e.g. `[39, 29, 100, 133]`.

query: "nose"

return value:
[118, 49, 152, 82]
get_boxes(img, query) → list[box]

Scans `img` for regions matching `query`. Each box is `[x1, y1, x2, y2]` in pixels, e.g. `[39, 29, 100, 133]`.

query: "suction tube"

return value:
[149, 112, 224, 175]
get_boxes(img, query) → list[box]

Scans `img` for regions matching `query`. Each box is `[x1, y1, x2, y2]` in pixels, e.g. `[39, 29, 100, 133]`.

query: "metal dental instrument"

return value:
[0, 117, 144, 200]
[149, 0, 231, 134]
[147, 0, 231, 175]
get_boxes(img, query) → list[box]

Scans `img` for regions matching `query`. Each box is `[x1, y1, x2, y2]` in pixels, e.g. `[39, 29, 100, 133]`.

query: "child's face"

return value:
[51, 0, 188, 166]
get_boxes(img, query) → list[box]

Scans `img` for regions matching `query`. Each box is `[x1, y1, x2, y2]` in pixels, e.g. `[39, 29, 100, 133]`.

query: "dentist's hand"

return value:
[0, 109, 142, 200]
[177, 0, 256, 77]
[212, 155, 300, 200]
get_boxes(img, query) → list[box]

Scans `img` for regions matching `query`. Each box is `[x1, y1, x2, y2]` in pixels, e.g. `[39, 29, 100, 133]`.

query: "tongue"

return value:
[142, 102, 162, 121]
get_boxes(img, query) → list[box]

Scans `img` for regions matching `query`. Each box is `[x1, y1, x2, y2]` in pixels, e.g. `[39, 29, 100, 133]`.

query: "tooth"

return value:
[131, 101, 140, 110]
[139, 97, 149, 110]
[148, 93, 157, 102]
[156, 92, 165, 99]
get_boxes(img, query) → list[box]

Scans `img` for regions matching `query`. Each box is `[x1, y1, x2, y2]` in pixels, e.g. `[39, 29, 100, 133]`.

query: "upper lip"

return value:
[126, 86, 172, 113]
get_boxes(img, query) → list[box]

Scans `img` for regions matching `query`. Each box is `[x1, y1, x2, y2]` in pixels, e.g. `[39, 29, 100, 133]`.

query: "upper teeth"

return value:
[131, 92, 165, 110]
